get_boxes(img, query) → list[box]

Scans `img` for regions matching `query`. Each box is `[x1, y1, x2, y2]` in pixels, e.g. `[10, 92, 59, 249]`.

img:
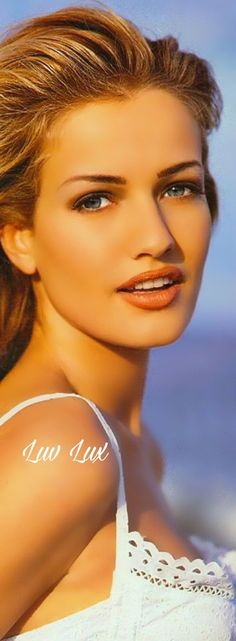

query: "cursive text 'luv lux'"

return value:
[22, 438, 110, 464]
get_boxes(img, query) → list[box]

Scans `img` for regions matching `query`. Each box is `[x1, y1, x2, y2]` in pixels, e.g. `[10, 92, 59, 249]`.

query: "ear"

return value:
[0, 224, 36, 275]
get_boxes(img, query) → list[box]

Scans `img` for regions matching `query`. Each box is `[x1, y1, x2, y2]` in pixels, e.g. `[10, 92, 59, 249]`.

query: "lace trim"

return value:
[128, 531, 235, 600]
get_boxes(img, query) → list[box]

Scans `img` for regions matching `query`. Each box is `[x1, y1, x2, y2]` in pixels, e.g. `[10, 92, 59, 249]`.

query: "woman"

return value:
[0, 4, 235, 640]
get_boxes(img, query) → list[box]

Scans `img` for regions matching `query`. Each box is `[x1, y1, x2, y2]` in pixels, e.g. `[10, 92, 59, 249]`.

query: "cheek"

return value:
[33, 219, 109, 296]
[190, 217, 212, 272]
[173, 205, 212, 272]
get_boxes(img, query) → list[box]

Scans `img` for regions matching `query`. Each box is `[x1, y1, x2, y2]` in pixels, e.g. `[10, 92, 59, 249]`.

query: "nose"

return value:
[131, 197, 175, 258]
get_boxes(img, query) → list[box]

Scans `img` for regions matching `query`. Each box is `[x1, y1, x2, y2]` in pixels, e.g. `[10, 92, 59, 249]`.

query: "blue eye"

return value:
[164, 182, 205, 199]
[72, 192, 112, 212]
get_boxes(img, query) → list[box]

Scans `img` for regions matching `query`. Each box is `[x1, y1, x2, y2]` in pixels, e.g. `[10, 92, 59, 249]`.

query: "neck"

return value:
[25, 323, 150, 437]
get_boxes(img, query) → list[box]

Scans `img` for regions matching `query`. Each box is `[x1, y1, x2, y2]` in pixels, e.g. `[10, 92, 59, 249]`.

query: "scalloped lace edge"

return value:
[127, 530, 235, 600]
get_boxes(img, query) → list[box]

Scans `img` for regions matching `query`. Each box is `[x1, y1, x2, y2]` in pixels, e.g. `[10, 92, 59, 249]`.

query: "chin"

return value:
[116, 310, 195, 349]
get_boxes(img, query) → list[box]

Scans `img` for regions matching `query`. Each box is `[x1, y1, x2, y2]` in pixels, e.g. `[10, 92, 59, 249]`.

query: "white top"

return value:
[1, 392, 236, 641]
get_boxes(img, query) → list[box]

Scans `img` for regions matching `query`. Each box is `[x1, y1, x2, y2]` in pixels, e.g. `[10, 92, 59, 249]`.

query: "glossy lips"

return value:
[117, 266, 184, 310]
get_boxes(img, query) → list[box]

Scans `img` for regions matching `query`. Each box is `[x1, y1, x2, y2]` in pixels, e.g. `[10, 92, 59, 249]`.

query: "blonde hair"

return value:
[0, 3, 223, 380]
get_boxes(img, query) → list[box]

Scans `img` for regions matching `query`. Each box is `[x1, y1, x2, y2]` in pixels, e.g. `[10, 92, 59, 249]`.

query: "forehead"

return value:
[41, 88, 202, 182]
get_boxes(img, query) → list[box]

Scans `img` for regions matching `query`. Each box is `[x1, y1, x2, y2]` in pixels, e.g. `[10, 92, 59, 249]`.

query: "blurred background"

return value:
[0, 0, 235, 547]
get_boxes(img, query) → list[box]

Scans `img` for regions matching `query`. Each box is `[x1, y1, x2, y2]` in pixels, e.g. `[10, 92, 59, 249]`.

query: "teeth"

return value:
[143, 279, 155, 290]
[133, 277, 174, 291]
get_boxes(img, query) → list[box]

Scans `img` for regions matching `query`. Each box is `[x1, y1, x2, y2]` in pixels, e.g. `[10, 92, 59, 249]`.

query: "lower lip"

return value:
[117, 283, 182, 310]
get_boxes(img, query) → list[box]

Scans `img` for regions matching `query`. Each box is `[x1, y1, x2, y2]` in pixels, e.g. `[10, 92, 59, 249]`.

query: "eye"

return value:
[72, 192, 112, 212]
[71, 181, 205, 213]
[163, 181, 205, 199]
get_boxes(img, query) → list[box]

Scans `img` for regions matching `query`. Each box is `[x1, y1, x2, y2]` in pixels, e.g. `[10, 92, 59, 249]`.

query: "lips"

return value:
[117, 266, 184, 291]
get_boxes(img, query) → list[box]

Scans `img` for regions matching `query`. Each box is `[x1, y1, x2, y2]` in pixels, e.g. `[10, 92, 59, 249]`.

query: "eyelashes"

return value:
[71, 181, 206, 213]
[164, 183, 205, 199]
[72, 192, 115, 213]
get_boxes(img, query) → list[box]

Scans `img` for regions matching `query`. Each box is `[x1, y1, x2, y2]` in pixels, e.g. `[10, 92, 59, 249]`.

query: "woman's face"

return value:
[31, 87, 212, 347]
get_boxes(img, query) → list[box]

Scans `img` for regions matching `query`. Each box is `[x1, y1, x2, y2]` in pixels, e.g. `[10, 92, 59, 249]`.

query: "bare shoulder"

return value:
[0, 394, 118, 509]
[0, 395, 118, 638]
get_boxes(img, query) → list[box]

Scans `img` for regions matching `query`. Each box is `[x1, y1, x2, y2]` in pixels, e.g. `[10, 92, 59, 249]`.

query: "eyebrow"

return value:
[59, 160, 203, 189]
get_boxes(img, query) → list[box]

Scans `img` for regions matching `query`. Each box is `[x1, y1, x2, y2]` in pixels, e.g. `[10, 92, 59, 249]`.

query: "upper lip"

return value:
[117, 266, 185, 290]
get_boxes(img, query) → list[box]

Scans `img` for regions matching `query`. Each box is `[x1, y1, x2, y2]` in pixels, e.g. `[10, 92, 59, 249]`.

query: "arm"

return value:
[0, 396, 117, 639]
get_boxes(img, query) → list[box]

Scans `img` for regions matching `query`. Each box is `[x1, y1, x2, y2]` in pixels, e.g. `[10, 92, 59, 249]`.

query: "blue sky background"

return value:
[0, 0, 235, 331]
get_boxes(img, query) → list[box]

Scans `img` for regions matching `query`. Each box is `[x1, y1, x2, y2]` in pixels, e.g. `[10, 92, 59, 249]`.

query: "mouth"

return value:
[116, 267, 184, 311]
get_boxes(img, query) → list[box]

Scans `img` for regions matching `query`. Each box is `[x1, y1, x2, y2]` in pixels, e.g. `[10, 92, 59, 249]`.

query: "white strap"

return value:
[78, 395, 131, 592]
